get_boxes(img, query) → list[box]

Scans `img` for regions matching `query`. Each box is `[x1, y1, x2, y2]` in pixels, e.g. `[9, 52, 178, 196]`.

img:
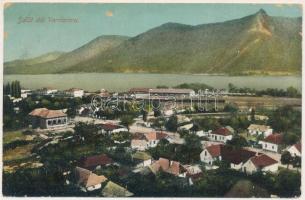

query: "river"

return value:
[3, 73, 301, 92]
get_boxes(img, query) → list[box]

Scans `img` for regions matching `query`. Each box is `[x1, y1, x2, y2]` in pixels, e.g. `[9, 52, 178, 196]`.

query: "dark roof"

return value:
[80, 154, 113, 168]
[250, 154, 278, 168]
[101, 123, 124, 131]
[212, 127, 232, 136]
[294, 142, 301, 153]
[132, 132, 147, 140]
[263, 133, 283, 144]
[222, 147, 257, 165]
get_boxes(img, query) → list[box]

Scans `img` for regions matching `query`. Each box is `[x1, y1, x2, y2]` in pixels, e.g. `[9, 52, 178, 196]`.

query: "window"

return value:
[205, 151, 207, 156]
[272, 145, 274, 149]
[48, 120, 51, 125]
[53, 120, 56, 124]
[265, 144, 267, 148]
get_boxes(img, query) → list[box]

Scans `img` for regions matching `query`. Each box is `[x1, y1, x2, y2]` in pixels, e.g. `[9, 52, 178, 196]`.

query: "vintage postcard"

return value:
[1, 0, 303, 198]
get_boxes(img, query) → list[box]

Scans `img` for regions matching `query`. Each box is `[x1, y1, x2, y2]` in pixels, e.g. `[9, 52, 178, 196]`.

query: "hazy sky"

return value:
[4, 3, 302, 61]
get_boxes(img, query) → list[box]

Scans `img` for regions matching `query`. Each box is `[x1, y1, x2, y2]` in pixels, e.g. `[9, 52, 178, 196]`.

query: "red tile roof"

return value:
[150, 157, 186, 176]
[250, 154, 278, 168]
[205, 145, 256, 164]
[29, 108, 66, 118]
[80, 154, 113, 169]
[101, 123, 124, 131]
[74, 167, 107, 188]
[212, 127, 232, 136]
[263, 133, 283, 144]
[206, 144, 224, 157]
[145, 132, 168, 141]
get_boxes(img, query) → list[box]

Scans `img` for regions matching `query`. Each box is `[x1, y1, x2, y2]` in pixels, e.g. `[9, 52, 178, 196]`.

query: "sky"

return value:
[4, 3, 303, 62]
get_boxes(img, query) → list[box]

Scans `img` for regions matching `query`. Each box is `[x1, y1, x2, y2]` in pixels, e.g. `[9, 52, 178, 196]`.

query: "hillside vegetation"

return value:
[4, 10, 301, 75]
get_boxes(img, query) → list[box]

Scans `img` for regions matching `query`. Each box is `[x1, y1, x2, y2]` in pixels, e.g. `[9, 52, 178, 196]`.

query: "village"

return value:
[2, 82, 302, 197]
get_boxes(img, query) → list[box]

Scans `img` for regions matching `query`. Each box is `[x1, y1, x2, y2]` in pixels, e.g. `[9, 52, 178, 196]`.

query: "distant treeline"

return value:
[157, 82, 301, 98]
[157, 83, 214, 92]
[228, 83, 301, 98]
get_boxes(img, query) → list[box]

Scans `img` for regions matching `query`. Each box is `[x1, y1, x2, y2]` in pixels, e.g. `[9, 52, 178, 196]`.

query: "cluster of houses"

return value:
[200, 144, 279, 174]
[66, 154, 133, 197]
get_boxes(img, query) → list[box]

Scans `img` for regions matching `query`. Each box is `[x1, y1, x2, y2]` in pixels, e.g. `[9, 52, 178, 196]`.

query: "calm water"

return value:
[3, 73, 301, 92]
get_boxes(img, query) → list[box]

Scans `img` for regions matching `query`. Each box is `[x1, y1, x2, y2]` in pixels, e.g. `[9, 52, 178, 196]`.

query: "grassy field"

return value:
[224, 96, 301, 109]
[3, 131, 27, 144]
[3, 143, 35, 162]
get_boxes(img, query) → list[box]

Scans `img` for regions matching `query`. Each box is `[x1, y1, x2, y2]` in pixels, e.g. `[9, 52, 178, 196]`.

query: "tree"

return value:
[227, 135, 248, 148]
[165, 115, 178, 132]
[283, 132, 299, 146]
[74, 122, 99, 143]
[275, 170, 301, 197]
[281, 151, 292, 169]
[223, 103, 238, 114]
[181, 134, 202, 163]
[142, 110, 148, 122]
[286, 86, 299, 98]
[120, 115, 135, 131]
[292, 156, 301, 169]
[250, 108, 255, 122]
[4, 82, 11, 95]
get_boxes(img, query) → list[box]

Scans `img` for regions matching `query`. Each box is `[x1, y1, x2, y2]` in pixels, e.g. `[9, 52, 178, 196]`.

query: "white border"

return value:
[0, 0, 304, 200]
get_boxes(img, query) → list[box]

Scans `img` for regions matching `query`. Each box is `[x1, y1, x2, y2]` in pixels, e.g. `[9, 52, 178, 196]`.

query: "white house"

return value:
[200, 144, 256, 171]
[259, 133, 283, 153]
[21, 89, 32, 98]
[100, 123, 128, 135]
[242, 154, 278, 174]
[208, 127, 233, 143]
[72, 167, 107, 192]
[36, 87, 58, 95]
[247, 124, 273, 137]
[29, 108, 67, 129]
[200, 144, 223, 165]
[286, 142, 301, 157]
[65, 88, 84, 98]
[131, 132, 168, 150]
[131, 139, 149, 151]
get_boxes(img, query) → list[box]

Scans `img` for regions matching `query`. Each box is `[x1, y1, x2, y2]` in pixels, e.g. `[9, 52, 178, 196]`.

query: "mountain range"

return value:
[4, 9, 302, 75]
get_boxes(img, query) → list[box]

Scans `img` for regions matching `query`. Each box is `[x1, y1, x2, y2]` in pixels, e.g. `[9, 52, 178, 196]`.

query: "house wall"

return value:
[143, 159, 152, 166]
[230, 162, 243, 171]
[262, 163, 279, 173]
[200, 149, 220, 165]
[242, 160, 257, 174]
[259, 141, 278, 153]
[248, 128, 273, 137]
[87, 183, 102, 191]
[112, 128, 129, 134]
[287, 146, 301, 157]
[208, 134, 232, 143]
[178, 123, 193, 131]
[45, 116, 68, 129]
[148, 139, 160, 148]
[74, 90, 84, 98]
[131, 140, 148, 151]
